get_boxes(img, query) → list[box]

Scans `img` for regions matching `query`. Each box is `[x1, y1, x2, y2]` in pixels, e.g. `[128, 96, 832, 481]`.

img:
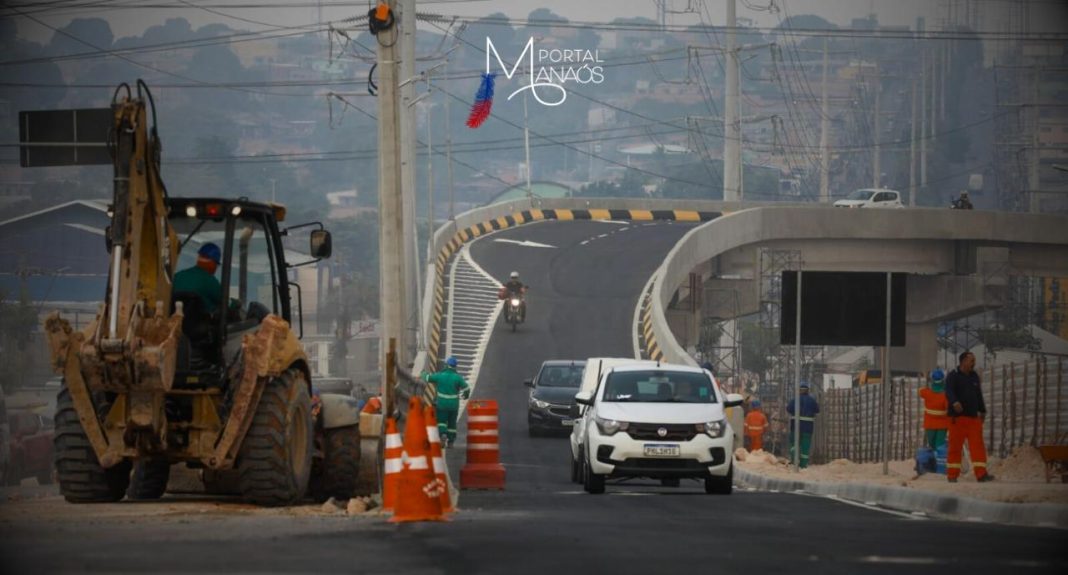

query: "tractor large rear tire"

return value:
[53, 387, 131, 503]
[309, 425, 361, 502]
[237, 370, 313, 506]
[127, 459, 171, 500]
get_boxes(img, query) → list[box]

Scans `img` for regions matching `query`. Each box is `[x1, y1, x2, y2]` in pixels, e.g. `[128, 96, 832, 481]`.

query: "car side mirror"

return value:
[724, 393, 744, 408]
[310, 230, 332, 259]
[524, 379, 534, 388]
[575, 391, 593, 406]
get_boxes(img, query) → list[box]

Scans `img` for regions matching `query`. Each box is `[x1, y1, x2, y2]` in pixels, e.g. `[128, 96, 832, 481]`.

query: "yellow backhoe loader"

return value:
[23, 80, 362, 506]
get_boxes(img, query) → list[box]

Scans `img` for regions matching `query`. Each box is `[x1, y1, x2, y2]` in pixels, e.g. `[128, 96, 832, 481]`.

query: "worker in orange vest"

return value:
[918, 369, 949, 450]
[744, 399, 769, 452]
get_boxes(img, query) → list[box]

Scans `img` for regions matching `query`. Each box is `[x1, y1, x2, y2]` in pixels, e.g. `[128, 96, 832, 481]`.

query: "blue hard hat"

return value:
[799, 381, 810, 389]
[751, 399, 761, 408]
[446, 356, 458, 368]
[197, 242, 221, 264]
[931, 369, 945, 382]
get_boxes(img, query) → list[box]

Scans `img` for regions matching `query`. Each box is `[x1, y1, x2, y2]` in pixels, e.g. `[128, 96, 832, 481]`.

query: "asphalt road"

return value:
[1, 220, 1066, 574]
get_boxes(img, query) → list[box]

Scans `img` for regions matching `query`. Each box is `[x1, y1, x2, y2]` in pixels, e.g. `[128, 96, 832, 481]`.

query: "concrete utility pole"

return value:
[523, 92, 532, 201]
[920, 48, 928, 198]
[930, 43, 938, 143]
[444, 60, 456, 220]
[399, 0, 419, 359]
[909, 78, 917, 207]
[376, 0, 406, 409]
[723, 0, 741, 202]
[872, 65, 881, 189]
[1030, 67, 1040, 213]
[425, 102, 434, 273]
[819, 38, 830, 203]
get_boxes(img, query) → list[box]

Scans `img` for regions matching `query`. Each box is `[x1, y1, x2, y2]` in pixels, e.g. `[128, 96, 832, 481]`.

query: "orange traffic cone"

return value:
[424, 404, 454, 513]
[382, 416, 403, 512]
[390, 397, 446, 523]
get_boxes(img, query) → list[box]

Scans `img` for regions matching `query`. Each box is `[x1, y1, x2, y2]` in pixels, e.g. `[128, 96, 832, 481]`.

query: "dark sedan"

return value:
[526, 360, 586, 437]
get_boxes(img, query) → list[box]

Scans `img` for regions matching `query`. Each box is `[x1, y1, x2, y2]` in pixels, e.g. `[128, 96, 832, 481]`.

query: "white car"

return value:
[569, 358, 659, 481]
[571, 362, 743, 495]
[833, 188, 905, 208]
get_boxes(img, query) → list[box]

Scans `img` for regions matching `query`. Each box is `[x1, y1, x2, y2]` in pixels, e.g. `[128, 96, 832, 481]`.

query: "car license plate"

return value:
[561, 419, 574, 426]
[643, 444, 680, 457]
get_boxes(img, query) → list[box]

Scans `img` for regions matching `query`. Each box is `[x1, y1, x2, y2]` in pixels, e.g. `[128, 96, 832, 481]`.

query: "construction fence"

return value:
[787, 357, 1068, 465]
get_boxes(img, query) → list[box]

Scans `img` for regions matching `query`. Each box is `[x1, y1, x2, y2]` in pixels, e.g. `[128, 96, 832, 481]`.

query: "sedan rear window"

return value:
[538, 365, 584, 388]
[602, 371, 717, 403]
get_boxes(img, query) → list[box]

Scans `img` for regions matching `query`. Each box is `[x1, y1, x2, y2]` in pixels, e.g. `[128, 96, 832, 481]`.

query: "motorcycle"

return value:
[504, 295, 525, 332]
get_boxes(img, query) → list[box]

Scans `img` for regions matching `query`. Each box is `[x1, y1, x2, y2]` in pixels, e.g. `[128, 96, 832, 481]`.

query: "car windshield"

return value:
[538, 365, 584, 388]
[848, 189, 877, 200]
[601, 370, 717, 403]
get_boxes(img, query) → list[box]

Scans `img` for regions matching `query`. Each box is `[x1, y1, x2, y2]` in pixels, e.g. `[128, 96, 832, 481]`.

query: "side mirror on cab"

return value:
[310, 229, 332, 259]
[575, 391, 593, 407]
[724, 393, 745, 408]
[524, 379, 534, 388]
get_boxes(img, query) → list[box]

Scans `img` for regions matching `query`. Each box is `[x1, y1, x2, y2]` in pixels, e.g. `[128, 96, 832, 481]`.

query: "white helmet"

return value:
[510, 271, 519, 279]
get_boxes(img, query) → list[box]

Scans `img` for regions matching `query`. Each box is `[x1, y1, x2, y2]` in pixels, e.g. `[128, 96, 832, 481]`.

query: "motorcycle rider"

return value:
[500, 271, 527, 322]
[951, 191, 974, 210]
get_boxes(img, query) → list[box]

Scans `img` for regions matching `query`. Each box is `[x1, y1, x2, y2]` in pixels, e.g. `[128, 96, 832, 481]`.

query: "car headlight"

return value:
[530, 398, 549, 410]
[700, 419, 727, 438]
[595, 416, 629, 436]
[510, 298, 521, 306]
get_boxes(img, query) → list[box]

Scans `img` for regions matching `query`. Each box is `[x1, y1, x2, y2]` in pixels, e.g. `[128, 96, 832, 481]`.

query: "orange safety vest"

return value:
[918, 387, 949, 430]
[361, 396, 382, 415]
[744, 410, 768, 436]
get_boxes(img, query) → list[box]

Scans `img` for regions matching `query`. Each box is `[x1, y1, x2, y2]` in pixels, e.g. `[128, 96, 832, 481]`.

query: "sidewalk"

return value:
[734, 446, 1068, 529]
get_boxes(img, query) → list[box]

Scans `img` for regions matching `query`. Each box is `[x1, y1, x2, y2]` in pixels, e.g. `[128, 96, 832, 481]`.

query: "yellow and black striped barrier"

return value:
[426, 208, 718, 369]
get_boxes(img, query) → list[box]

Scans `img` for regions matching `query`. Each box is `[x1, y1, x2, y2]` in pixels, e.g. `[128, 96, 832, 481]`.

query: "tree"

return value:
[50, 18, 114, 55]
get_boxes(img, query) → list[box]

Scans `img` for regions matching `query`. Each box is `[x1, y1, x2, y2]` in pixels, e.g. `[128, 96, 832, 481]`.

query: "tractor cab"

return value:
[165, 197, 331, 386]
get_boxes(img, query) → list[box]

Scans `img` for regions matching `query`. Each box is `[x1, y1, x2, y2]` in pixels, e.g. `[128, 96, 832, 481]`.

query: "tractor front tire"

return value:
[54, 387, 131, 503]
[309, 425, 361, 502]
[237, 370, 313, 506]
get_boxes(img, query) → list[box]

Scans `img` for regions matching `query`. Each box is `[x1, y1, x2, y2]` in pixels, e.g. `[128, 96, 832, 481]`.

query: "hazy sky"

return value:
[11, 0, 942, 45]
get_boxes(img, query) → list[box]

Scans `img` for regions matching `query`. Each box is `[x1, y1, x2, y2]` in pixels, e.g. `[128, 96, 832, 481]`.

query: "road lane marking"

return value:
[493, 238, 557, 249]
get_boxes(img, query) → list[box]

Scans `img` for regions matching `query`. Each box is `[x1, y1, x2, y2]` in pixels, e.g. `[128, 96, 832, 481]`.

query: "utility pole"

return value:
[872, 65, 881, 189]
[1030, 67, 1040, 213]
[399, 0, 419, 359]
[909, 78, 917, 206]
[819, 38, 830, 203]
[930, 42, 938, 143]
[425, 102, 434, 269]
[444, 60, 456, 220]
[376, 0, 407, 405]
[940, 41, 948, 122]
[921, 48, 928, 198]
[723, 0, 741, 202]
[523, 92, 532, 201]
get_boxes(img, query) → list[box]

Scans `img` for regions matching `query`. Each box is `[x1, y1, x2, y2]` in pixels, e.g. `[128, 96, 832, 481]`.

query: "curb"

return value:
[734, 465, 1068, 530]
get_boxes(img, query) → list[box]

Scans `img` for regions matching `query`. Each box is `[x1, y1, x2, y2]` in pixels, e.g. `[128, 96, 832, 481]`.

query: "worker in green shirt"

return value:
[174, 243, 223, 314]
[423, 356, 470, 448]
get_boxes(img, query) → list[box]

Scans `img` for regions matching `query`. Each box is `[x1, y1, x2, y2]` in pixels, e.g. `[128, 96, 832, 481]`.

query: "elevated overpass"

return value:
[417, 199, 1068, 379]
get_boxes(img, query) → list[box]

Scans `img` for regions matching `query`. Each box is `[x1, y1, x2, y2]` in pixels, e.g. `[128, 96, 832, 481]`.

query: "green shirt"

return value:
[426, 367, 470, 409]
[173, 265, 222, 314]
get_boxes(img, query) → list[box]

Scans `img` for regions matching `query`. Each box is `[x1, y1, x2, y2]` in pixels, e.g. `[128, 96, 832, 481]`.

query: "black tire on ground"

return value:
[570, 454, 581, 484]
[236, 369, 314, 506]
[704, 463, 733, 495]
[584, 452, 605, 494]
[660, 477, 681, 488]
[511, 321, 517, 333]
[53, 387, 131, 503]
[308, 425, 361, 502]
[127, 459, 170, 500]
